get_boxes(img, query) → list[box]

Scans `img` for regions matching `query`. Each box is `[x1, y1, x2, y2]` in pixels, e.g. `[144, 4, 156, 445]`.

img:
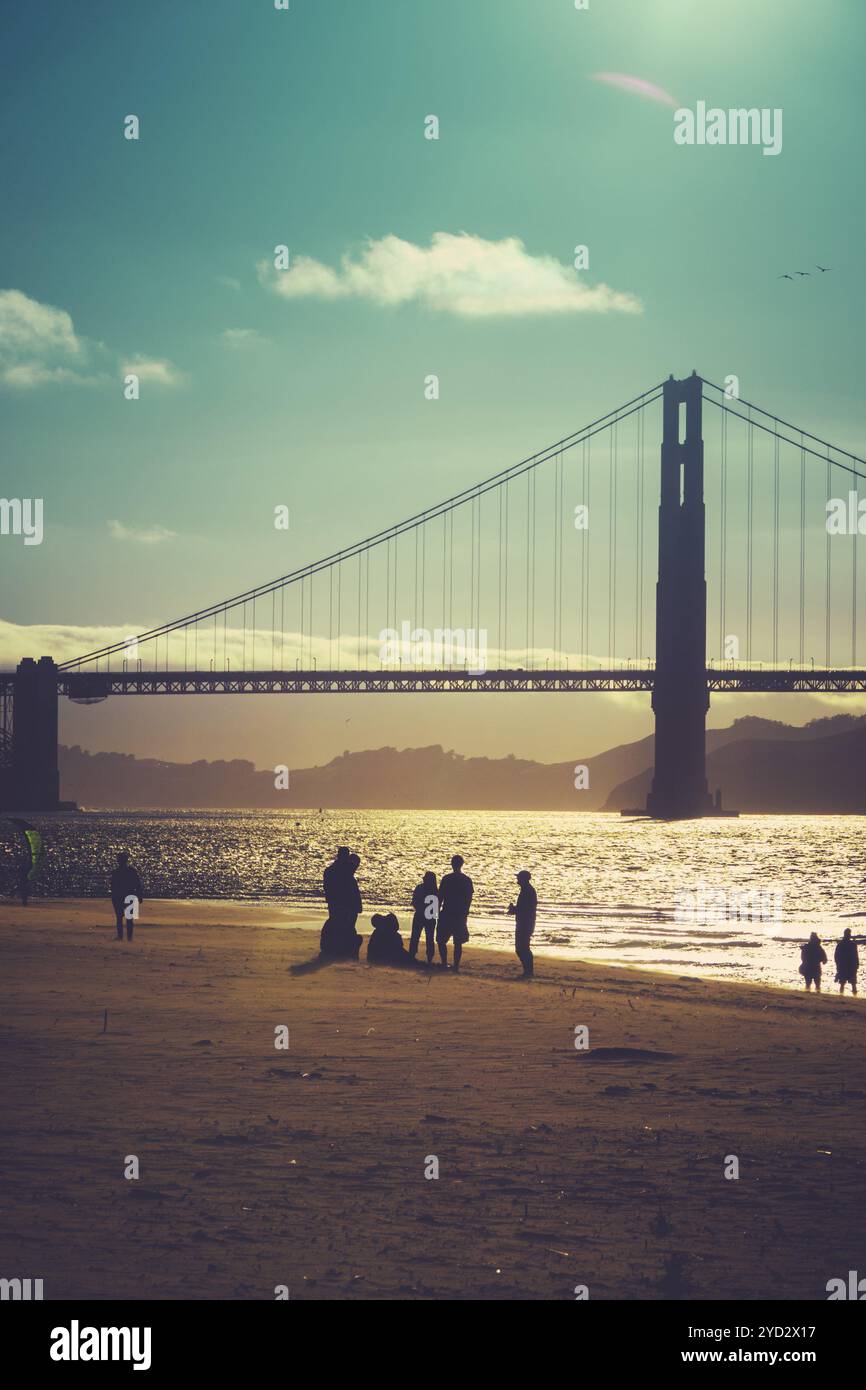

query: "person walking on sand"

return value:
[110, 851, 143, 942]
[508, 869, 537, 979]
[409, 871, 439, 962]
[834, 927, 860, 996]
[799, 932, 827, 992]
[437, 854, 473, 971]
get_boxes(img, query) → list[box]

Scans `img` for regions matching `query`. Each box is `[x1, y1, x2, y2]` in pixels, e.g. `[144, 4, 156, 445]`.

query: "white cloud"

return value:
[0, 288, 82, 356]
[0, 288, 98, 387]
[217, 275, 242, 291]
[2, 362, 103, 388]
[219, 327, 265, 348]
[107, 520, 177, 545]
[259, 232, 643, 318]
[120, 356, 182, 387]
[0, 289, 181, 390]
[0, 620, 153, 668]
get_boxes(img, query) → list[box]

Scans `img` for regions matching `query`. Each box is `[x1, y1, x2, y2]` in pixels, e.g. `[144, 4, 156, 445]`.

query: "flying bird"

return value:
[778, 274, 794, 280]
[816, 265, 832, 272]
[592, 73, 679, 109]
[795, 270, 811, 277]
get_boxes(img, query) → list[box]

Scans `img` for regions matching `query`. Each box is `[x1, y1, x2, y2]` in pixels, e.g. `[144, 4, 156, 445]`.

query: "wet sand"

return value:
[1, 899, 864, 1300]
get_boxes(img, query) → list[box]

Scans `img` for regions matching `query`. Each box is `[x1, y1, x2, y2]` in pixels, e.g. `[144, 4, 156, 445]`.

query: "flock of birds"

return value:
[778, 265, 832, 280]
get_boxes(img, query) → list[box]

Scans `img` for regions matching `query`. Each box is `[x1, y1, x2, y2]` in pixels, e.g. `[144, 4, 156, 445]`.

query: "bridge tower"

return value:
[646, 373, 715, 820]
[6, 657, 60, 811]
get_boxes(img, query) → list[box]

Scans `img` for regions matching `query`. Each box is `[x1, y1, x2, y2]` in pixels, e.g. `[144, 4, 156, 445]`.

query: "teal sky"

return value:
[2, 0, 865, 769]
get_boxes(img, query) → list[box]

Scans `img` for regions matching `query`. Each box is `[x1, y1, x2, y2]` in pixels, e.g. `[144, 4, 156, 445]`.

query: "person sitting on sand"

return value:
[437, 854, 473, 971]
[799, 932, 827, 992]
[834, 927, 860, 996]
[508, 869, 537, 979]
[366, 912, 412, 966]
[110, 851, 143, 942]
[409, 871, 439, 963]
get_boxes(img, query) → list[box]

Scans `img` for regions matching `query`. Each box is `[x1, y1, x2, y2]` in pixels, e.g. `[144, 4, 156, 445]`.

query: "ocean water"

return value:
[4, 810, 864, 991]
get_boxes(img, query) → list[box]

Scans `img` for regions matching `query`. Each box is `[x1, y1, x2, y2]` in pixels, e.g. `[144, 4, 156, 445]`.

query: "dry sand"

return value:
[1, 899, 864, 1301]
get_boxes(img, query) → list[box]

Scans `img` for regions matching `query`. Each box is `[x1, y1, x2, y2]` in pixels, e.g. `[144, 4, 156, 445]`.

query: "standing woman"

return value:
[799, 932, 827, 992]
[410, 871, 439, 963]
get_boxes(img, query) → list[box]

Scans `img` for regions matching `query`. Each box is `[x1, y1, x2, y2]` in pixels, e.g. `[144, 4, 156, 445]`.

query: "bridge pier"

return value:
[646, 373, 716, 820]
[2, 657, 61, 812]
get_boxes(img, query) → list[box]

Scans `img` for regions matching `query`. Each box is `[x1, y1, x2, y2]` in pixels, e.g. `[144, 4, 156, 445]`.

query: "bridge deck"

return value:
[0, 668, 863, 696]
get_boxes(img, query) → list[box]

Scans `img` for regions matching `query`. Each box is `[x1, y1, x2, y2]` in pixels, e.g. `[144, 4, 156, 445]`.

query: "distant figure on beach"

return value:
[409, 871, 439, 962]
[799, 932, 827, 992]
[437, 854, 473, 970]
[508, 869, 537, 979]
[8, 816, 44, 906]
[320, 847, 363, 959]
[367, 912, 412, 966]
[110, 852, 143, 942]
[834, 927, 860, 996]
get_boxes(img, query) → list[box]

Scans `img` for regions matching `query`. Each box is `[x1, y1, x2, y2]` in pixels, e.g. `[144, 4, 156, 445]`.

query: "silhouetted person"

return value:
[437, 854, 473, 970]
[834, 927, 859, 996]
[508, 869, 537, 979]
[410, 871, 439, 962]
[320, 847, 362, 959]
[111, 851, 143, 942]
[367, 912, 412, 965]
[346, 853, 362, 940]
[799, 932, 827, 992]
[323, 847, 351, 918]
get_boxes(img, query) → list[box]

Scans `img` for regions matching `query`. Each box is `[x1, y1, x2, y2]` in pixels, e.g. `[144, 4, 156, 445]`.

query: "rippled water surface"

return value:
[3, 810, 865, 991]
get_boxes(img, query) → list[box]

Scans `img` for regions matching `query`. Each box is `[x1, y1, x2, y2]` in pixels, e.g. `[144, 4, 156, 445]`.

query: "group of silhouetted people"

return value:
[87, 844, 859, 995]
[800, 928, 860, 995]
[318, 846, 538, 978]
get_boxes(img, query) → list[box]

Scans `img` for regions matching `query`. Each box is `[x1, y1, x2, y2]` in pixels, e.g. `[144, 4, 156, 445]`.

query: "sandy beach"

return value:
[1, 899, 864, 1301]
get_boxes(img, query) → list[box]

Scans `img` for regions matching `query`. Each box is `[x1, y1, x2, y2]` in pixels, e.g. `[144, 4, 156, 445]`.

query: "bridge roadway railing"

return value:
[2, 666, 866, 697]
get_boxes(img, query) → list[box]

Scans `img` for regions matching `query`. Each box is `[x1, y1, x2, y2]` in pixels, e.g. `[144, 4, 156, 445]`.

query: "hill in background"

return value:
[59, 712, 866, 812]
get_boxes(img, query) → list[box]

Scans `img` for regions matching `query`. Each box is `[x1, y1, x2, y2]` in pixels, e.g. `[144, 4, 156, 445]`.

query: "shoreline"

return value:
[5, 896, 858, 998]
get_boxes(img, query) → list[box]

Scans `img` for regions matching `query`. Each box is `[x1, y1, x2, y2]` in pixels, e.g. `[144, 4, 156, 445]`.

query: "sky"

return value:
[2, 0, 865, 770]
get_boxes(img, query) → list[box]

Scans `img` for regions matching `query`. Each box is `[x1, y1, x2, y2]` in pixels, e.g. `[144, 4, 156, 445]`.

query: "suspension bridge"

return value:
[4, 370, 866, 818]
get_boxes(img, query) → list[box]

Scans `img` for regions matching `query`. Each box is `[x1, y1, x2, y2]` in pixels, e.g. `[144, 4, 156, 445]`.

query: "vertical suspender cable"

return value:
[799, 434, 805, 666]
[773, 427, 780, 666]
[585, 437, 591, 671]
[747, 411, 754, 662]
[720, 405, 727, 659]
[504, 480, 509, 668]
[853, 476, 858, 667]
[826, 452, 832, 666]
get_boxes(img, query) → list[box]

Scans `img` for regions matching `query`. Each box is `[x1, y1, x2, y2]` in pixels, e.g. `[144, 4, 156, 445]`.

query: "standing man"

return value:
[834, 927, 860, 996]
[437, 854, 473, 971]
[110, 851, 143, 942]
[508, 869, 537, 979]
